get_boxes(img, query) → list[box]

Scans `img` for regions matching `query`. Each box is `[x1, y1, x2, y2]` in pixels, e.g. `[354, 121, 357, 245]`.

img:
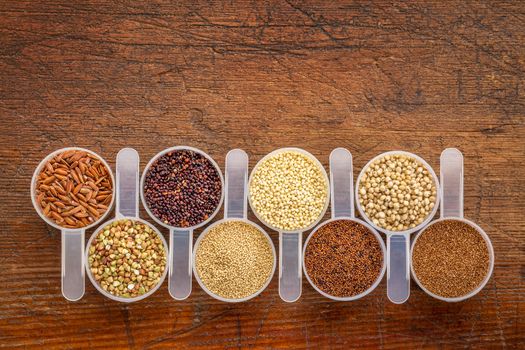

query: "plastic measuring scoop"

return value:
[85, 148, 169, 302]
[303, 148, 386, 300]
[355, 151, 440, 304]
[141, 146, 224, 300]
[248, 148, 330, 302]
[410, 148, 494, 301]
[31, 147, 116, 301]
[193, 149, 276, 302]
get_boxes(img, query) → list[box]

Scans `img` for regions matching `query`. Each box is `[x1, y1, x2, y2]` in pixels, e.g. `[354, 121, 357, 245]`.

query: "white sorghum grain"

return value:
[357, 153, 437, 231]
[195, 221, 274, 299]
[88, 219, 167, 298]
[249, 150, 328, 231]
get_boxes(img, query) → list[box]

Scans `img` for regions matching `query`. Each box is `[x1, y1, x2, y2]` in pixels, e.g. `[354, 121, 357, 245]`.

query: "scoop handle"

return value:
[387, 234, 410, 304]
[440, 148, 464, 218]
[62, 229, 85, 301]
[224, 149, 248, 219]
[169, 229, 192, 300]
[116, 148, 139, 219]
[279, 231, 302, 302]
[330, 148, 354, 218]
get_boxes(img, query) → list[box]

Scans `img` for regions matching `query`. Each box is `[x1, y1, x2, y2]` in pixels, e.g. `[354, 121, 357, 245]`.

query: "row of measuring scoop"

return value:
[31, 146, 494, 304]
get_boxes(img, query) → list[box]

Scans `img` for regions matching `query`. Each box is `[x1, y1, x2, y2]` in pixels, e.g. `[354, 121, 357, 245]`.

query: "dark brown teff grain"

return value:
[143, 149, 222, 227]
[304, 220, 384, 298]
[412, 220, 490, 298]
[35, 150, 113, 228]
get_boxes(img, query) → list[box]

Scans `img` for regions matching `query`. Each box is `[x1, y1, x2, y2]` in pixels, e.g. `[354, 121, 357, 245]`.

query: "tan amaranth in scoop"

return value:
[195, 221, 274, 299]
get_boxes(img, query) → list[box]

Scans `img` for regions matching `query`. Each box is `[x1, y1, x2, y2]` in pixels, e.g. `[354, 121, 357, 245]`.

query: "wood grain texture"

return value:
[0, 0, 523, 348]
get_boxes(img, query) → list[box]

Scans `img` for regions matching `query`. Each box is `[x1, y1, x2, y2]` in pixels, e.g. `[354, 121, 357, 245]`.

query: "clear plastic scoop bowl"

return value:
[248, 148, 330, 303]
[31, 147, 116, 301]
[355, 151, 441, 304]
[140, 146, 224, 300]
[410, 148, 494, 302]
[85, 148, 168, 302]
[193, 149, 276, 302]
[303, 148, 386, 301]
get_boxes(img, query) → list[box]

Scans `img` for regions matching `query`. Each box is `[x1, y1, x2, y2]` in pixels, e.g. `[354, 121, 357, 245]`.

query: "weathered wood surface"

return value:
[0, 0, 523, 348]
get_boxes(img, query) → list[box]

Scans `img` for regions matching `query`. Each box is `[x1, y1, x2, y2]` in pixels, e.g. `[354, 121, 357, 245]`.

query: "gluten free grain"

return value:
[88, 219, 167, 298]
[304, 220, 383, 298]
[358, 153, 437, 231]
[412, 219, 490, 298]
[249, 150, 328, 231]
[35, 149, 113, 228]
[195, 221, 274, 300]
[143, 149, 222, 228]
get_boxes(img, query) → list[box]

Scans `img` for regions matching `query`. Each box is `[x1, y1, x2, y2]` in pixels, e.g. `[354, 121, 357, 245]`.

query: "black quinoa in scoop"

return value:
[144, 149, 222, 227]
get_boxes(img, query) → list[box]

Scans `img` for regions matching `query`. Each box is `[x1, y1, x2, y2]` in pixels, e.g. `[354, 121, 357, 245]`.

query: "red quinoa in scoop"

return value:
[304, 220, 383, 297]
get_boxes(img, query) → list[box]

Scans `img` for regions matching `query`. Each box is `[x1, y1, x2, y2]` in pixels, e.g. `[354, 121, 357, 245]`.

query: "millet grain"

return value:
[249, 151, 328, 231]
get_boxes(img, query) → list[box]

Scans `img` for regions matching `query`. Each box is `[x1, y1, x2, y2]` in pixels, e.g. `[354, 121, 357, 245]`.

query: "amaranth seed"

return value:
[195, 220, 274, 300]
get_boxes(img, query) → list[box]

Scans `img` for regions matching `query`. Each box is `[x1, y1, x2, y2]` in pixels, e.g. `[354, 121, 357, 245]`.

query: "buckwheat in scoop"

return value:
[88, 219, 167, 298]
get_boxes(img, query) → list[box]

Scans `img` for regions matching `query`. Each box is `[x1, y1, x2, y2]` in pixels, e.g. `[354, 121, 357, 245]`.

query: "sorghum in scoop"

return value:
[195, 221, 274, 300]
[143, 149, 222, 227]
[304, 220, 383, 297]
[35, 149, 113, 228]
[358, 153, 437, 231]
[249, 150, 328, 231]
[412, 220, 490, 298]
[88, 219, 167, 298]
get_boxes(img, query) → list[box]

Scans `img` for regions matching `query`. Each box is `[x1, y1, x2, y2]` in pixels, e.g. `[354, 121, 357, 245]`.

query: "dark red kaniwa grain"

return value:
[304, 220, 383, 298]
[143, 149, 222, 227]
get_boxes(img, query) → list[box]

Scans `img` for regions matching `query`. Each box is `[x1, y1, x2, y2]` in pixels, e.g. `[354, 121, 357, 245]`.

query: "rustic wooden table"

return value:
[1, 1, 523, 348]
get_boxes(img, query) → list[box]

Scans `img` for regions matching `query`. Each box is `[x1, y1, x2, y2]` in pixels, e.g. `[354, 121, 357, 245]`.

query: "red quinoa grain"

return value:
[304, 220, 384, 298]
